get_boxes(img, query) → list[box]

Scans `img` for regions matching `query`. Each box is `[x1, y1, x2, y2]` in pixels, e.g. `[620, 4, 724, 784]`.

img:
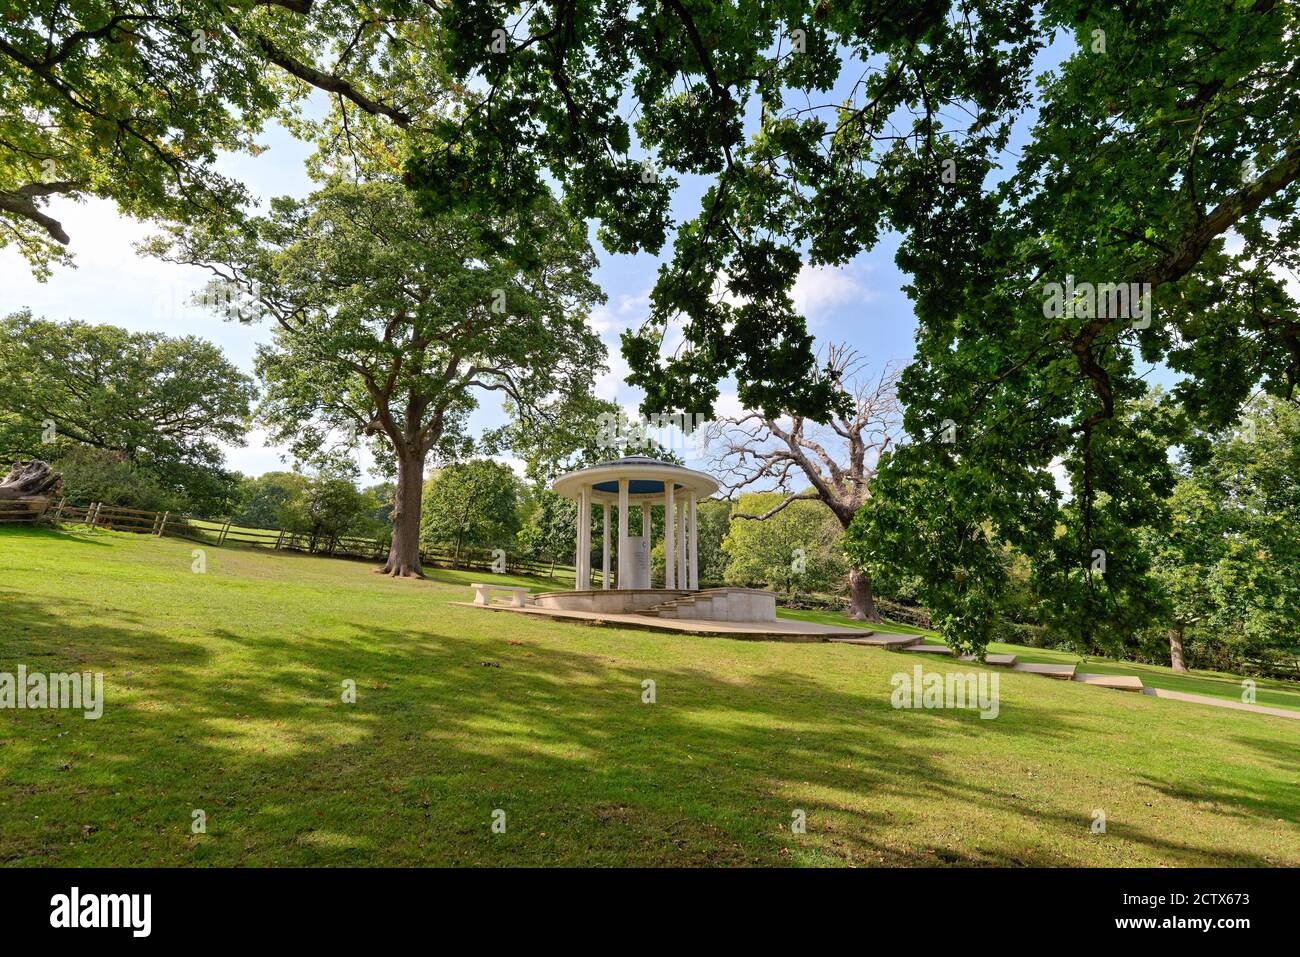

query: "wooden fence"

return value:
[4, 496, 572, 580]
[0, 498, 52, 524]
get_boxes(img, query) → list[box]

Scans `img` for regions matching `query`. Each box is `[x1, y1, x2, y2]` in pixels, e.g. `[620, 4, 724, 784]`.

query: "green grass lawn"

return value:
[779, 607, 1300, 714]
[777, 606, 934, 636]
[1, 526, 1297, 867]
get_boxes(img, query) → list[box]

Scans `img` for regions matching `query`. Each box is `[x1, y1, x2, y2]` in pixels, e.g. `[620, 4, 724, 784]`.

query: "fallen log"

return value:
[0, 460, 63, 501]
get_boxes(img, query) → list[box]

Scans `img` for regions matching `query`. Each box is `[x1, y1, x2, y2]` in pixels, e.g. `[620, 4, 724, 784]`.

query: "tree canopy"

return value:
[1147, 396, 1300, 676]
[409, 0, 1052, 418]
[148, 175, 603, 574]
[722, 492, 846, 595]
[420, 458, 522, 563]
[0, 310, 255, 512]
[0, 0, 447, 277]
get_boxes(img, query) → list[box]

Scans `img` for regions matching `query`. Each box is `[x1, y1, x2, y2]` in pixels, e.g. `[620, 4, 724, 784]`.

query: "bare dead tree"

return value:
[707, 344, 903, 621]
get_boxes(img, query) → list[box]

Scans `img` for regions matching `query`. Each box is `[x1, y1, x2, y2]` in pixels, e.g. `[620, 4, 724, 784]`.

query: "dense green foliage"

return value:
[722, 493, 846, 595]
[230, 471, 310, 530]
[0, 311, 254, 513]
[844, 2, 1300, 656]
[515, 488, 577, 575]
[49, 445, 184, 513]
[228, 470, 389, 549]
[0, 1, 445, 277]
[693, 498, 732, 586]
[1147, 397, 1300, 677]
[420, 459, 522, 562]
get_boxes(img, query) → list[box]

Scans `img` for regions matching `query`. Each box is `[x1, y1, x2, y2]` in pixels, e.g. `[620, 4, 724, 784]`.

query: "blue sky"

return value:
[0, 31, 1080, 485]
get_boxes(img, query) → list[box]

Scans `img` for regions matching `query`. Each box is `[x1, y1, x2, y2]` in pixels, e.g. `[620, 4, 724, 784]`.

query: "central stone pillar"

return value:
[617, 479, 629, 589]
[688, 491, 699, 590]
[601, 503, 610, 590]
[677, 497, 687, 589]
[663, 484, 676, 588]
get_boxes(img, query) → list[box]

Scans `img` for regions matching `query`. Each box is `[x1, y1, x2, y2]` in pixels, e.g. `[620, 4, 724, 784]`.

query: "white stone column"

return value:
[617, 479, 629, 589]
[577, 485, 590, 590]
[677, 498, 687, 589]
[688, 491, 699, 590]
[663, 483, 676, 588]
[601, 503, 611, 590]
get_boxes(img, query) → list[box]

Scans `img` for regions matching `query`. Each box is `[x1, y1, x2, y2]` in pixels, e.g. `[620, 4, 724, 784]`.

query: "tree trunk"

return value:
[847, 566, 883, 622]
[381, 449, 425, 577]
[1168, 625, 1187, 673]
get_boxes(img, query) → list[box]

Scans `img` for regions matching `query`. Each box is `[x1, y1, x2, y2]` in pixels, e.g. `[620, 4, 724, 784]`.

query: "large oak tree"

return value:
[148, 177, 603, 576]
[403, 1, 1299, 653]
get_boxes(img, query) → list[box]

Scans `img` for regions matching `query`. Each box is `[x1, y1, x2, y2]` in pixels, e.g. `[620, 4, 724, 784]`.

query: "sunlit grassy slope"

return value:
[777, 608, 1300, 713]
[1, 526, 1296, 867]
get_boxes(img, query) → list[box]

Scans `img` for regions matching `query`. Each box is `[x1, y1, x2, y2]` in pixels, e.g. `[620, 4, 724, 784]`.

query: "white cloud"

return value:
[1047, 456, 1072, 498]
[710, 261, 876, 325]
[596, 348, 633, 402]
[491, 455, 528, 478]
[587, 289, 650, 337]
[712, 391, 748, 421]
[791, 262, 877, 323]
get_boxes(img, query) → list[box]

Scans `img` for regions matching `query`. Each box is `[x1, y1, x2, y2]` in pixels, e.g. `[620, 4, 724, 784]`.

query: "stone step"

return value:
[959, 653, 1019, 667]
[827, 632, 921, 648]
[904, 644, 955, 655]
[1012, 662, 1077, 679]
[825, 636, 874, 645]
[1073, 672, 1144, 691]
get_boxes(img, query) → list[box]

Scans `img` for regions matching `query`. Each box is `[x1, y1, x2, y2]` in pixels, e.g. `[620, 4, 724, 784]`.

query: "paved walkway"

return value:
[1141, 686, 1300, 720]
[451, 601, 876, 641]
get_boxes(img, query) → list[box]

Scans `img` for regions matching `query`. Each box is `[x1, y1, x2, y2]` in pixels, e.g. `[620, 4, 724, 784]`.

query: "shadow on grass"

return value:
[0, 577, 1292, 867]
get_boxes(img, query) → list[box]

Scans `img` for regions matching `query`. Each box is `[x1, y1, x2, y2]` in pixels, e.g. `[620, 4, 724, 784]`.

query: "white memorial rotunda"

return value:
[530, 456, 777, 622]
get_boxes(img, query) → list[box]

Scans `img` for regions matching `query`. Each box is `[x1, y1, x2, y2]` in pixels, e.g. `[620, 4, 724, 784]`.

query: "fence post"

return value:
[217, 520, 231, 546]
[156, 511, 170, 537]
[87, 502, 100, 530]
[274, 529, 285, 550]
[53, 497, 66, 523]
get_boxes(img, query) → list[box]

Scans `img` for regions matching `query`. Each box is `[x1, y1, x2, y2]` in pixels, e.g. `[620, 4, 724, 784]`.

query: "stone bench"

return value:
[471, 583, 530, 608]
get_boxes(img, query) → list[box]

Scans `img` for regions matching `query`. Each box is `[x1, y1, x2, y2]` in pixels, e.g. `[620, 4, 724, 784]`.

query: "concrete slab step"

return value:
[959, 653, 1019, 667]
[904, 644, 955, 655]
[826, 632, 920, 648]
[1012, 662, 1077, 679]
[1074, 673, 1144, 691]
